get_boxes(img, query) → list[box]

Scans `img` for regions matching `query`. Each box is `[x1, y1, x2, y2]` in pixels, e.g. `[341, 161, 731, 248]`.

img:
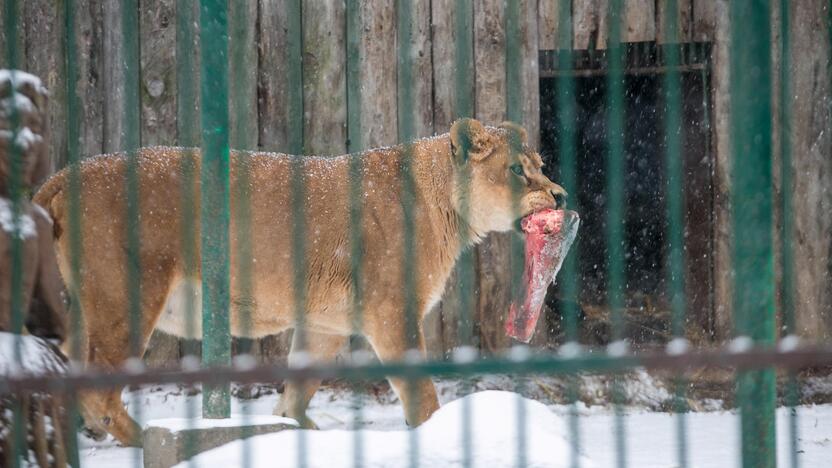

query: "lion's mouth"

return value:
[506, 209, 579, 343]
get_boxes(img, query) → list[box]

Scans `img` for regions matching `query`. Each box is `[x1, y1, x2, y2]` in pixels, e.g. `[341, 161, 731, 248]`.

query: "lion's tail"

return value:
[33, 169, 69, 240]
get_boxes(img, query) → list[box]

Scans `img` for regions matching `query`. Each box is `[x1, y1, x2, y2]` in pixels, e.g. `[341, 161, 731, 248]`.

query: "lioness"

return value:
[34, 118, 566, 446]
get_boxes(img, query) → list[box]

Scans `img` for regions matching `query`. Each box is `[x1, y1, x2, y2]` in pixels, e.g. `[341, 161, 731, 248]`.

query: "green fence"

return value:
[2, 0, 831, 467]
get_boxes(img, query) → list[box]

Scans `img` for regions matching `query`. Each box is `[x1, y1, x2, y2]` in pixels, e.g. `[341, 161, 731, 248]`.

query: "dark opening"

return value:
[539, 43, 715, 343]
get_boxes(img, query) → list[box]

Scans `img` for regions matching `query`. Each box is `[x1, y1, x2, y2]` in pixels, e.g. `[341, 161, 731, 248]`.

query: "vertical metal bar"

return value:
[4, 1, 25, 466]
[661, 2, 689, 468]
[285, 1, 307, 466]
[229, 3, 256, 467]
[62, 0, 84, 463]
[453, 2, 475, 466]
[397, 3, 420, 467]
[175, 0, 200, 462]
[199, 0, 231, 419]
[120, 0, 143, 460]
[345, 1, 364, 467]
[555, 1, 582, 467]
[605, 1, 627, 468]
[730, 1, 777, 467]
[504, 2, 528, 467]
[779, 1, 799, 467]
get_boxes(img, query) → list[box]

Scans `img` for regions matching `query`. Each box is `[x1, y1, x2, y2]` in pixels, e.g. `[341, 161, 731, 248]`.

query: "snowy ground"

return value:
[79, 376, 832, 468]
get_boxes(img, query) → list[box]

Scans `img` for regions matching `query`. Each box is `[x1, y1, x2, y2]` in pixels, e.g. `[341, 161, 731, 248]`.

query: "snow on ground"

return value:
[79, 379, 832, 468]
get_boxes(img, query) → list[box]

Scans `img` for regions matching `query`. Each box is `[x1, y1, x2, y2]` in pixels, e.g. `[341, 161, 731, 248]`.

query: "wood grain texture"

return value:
[598, 0, 656, 48]
[229, 0, 258, 150]
[574, 0, 600, 50]
[102, 1, 126, 152]
[140, 0, 177, 146]
[692, 0, 718, 41]
[431, 0, 465, 131]
[788, 0, 832, 339]
[24, 0, 66, 172]
[359, 0, 397, 148]
[538, 0, 561, 50]
[710, 0, 732, 340]
[302, 0, 347, 155]
[257, 0, 291, 152]
[73, 0, 104, 158]
[656, 0, 692, 43]
[520, 0, 540, 148]
[411, 0, 434, 138]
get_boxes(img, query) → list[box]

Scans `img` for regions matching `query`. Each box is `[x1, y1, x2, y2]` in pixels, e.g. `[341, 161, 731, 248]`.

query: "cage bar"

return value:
[729, 1, 777, 467]
[199, 0, 232, 419]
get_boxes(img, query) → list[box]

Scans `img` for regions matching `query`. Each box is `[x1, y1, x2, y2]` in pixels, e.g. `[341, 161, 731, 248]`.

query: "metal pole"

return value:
[730, 1, 777, 467]
[199, 0, 231, 419]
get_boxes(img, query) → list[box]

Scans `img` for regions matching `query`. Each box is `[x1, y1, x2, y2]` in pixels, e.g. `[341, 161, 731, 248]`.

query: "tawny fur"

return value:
[34, 119, 565, 446]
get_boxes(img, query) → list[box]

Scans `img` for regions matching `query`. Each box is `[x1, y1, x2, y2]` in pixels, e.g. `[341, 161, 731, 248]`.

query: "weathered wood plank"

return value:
[140, 0, 177, 147]
[24, 0, 66, 173]
[657, 0, 693, 43]
[520, 0, 540, 148]
[474, 0, 512, 353]
[73, 0, 105, 158]
[302, 0, 347, 155]
[599, 0, 656, 48]
[102, 1, 126, 152]
[359, 0, 397, 148]
[788, 0, 832, 339]
[538, 0, 560, 50]
[692, 0, 718, 41]
[574, 0, 600, 50]
[258, 0, 291, 152]
[411, 0, 434, 138]
[229, 0, 258, 150]
[710, 0, 732, 340]
[431, 0, 466, 132]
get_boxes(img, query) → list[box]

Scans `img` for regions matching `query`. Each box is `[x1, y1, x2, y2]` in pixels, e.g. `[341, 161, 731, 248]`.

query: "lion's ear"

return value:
[450, 118, 492, 163]
[499, 121, 528, 145]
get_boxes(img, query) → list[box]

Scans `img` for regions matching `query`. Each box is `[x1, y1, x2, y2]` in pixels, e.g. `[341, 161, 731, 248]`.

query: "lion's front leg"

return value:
[365, 325, 440, 426]
[274, 330, 348, 428]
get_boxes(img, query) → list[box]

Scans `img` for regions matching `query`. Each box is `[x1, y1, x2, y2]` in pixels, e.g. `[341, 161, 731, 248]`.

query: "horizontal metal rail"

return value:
[3, 346, 830, 395]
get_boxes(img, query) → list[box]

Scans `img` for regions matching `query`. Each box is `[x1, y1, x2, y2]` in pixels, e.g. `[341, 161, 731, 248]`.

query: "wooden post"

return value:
[302, 1, 347, 155]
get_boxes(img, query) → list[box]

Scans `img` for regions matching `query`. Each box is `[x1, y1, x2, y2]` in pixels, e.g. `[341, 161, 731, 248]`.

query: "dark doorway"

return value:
[539, 44, 714, 340]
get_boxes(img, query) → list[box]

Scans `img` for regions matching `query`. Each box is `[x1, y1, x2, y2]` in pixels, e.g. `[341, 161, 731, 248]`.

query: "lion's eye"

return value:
[510, 164, 524, 176]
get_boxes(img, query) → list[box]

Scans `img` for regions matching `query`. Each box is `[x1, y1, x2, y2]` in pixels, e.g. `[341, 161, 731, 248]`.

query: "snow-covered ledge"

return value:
[143, 414, 297, 468]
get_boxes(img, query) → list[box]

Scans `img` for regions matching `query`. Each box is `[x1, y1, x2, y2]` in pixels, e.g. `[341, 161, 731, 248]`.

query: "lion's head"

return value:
[449, 118, 566, 236]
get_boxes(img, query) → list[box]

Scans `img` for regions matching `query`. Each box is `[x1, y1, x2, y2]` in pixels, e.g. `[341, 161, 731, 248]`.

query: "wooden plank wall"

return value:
[1, 0, 830, 364]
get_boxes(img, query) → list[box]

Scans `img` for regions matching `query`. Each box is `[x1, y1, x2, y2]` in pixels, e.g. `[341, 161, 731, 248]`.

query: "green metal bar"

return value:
[199, 0, 231, 419]
[605, 1, 627, 468]
[504, 3, 529, 468]
[63, 0, 84, 463]
[453, 0, 475, 350]
[120, 0, 143, 459]
[122, 0, 142, 358]
[779, 1, 799, 467]
[284, 1, 307, 466]
[397, 4, 420, 467]
[661, 2, 689, 468]
[345, 1, 364, 467]
[453, 2, 475, 467]
[730, 1, 777, 467]
[175, 0, 200, 462]
[4, 2, 25, 466]
[555, 1, 582, 467]
[286, 0, 304, 156]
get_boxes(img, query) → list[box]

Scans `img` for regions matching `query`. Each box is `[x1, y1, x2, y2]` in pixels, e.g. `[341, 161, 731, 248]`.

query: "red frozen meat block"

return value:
[506, 209, 579, 343]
